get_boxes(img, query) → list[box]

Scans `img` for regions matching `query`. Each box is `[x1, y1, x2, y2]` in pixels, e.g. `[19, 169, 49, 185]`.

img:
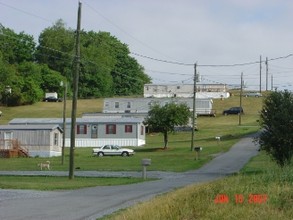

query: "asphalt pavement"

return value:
[0, 134, 259, 220]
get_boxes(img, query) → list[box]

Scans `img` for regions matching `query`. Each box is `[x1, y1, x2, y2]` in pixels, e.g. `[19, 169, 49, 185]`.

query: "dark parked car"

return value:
[43, 96, 62, 102]
[243, 92, 262, 97]
[223, 107, 244, 115]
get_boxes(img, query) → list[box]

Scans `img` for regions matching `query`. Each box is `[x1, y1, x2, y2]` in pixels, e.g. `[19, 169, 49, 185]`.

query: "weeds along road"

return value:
[0, 134, 259, 220]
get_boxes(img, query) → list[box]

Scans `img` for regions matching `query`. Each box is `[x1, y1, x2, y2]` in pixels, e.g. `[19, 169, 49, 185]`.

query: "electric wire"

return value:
[82, 0, 186, 64]
[0, 1, 53, 24]
[2, 29, 290, 87]
[1, 3, 293, 88]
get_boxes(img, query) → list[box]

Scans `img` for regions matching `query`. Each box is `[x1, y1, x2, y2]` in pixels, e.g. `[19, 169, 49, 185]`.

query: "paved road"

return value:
[0, 134, 259, 220]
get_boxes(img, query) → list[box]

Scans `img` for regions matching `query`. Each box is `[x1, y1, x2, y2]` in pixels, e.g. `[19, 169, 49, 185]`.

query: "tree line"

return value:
[0, 20, 151, 106]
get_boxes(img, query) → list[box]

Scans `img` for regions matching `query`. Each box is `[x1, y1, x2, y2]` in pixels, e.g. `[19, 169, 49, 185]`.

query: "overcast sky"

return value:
[1, 0, 293, 91]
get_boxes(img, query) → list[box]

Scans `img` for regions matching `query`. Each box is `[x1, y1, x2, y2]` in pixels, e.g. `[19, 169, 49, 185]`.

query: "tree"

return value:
[36, 21, 151, 98]
[81, 31, 151, 97]
[145, 102, 191, 149]
[112, 54, 150, 96]
[0, 21, 151, 104]
[257, 90, 293, 167]
[0, 24, 35, 64]
[79, 31, 115, 98]
[36, 19, 74, 77]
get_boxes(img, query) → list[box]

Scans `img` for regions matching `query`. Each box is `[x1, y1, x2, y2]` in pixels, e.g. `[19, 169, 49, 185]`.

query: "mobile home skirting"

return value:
[21, 144, 61, 157]
[64, 138, 145, 147]
[29, 150, 61, 157]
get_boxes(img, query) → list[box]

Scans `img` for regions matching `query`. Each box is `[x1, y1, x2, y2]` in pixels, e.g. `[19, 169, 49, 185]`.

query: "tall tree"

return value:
[112, 54, 150, 96]
[257, 90, 293, 167]
[0, 24, 35, 64]
[79, 31, 115, 97]
[145, 102, 191, 149]
[36, 19, 75, 80]
[36, 22, 151, 98]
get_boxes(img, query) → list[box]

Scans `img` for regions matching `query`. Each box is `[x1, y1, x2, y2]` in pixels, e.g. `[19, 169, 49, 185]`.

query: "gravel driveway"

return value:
[0, 134, 259, 220]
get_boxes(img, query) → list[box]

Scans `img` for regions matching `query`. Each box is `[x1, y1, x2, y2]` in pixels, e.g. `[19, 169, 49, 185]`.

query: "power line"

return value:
[145, 68, 192, 76]
[133, 51, 293, 68]
[268, 54, 293, 62]
[2, 29, 292, 87]
[132, 52, 193, 66]
[0, 1, 53, 24]
[2, 1, 293, 72]
[1, 12, 293, 88]
[83, 1, 185, 63]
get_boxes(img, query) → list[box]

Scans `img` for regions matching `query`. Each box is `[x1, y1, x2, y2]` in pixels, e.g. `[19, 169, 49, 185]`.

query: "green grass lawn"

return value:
[0, 124, 259, 173]
[0, 176, 147, 190]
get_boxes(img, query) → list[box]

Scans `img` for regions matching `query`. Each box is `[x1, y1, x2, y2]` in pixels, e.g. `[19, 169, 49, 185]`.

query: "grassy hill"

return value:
[0, 94, 262, 124]
[0, 98, 104, 125]
[0, 95, 262, 172]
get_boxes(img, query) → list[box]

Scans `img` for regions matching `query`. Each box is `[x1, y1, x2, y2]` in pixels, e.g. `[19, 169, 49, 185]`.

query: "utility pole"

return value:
[61, 80, 67, 165]
[266, 57, 269, 91]
[239, 72, 243, 126]
[259, 55, 262, 93]
[190, 63, 197, 151]
[271, 75, 273, 91]
[69, 1, 81, 180]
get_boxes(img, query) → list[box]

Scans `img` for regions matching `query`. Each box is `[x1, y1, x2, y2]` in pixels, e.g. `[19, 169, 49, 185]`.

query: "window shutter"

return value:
[106, 125, 109, 134]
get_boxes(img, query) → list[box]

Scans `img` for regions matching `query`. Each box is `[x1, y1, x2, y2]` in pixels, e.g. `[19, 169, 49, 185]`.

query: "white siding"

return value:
[144, 84, 230, 99]
[64, 138, 145, 147]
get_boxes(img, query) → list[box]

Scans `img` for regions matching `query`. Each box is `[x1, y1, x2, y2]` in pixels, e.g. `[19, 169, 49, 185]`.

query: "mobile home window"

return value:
[77, 125, 87, 134]
[106, 124, 116, 134]
[54, 133, 59, 146]
[115, 102, 119, 108]
[125, 125, 133, 133]
[127, 102, 131, 108]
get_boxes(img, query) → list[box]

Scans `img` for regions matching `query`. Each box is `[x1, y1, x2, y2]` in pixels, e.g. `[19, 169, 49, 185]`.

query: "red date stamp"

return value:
[214, 194, 268, 204]
[214, 194, 229, 204]
[248, 194, 268, 204]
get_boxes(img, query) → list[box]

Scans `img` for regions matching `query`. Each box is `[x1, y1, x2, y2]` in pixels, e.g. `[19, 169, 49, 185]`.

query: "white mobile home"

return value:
[0, 124, 62, 157]
[9, 117, 146, 147]
[103, 97, 215, 116]
[144, 83, 230, 99]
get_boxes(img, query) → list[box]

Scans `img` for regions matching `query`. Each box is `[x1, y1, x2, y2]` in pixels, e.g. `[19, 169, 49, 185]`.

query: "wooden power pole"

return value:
[69, 1, 81, 180]
[266, 57, 269, 91]
[259, 55, 262, 93]
[190, 63, 197, 151]
[239, 72, 243, 126]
